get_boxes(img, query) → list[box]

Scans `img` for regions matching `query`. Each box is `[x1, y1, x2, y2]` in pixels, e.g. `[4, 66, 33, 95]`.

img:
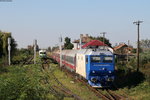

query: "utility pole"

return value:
[127, 40, 130, 62]
[79, 34, 82, 49]
[34, 39, 37, 64]
[59, 36, 62, 68]
[133, 20, 143, 72]
[100, 32, 106, 49]
[8, 37, 11, 65]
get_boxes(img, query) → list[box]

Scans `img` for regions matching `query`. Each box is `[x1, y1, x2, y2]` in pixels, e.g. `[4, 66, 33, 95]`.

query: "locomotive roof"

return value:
[77, 48, 113, 55]
[60, 48, 113, 56]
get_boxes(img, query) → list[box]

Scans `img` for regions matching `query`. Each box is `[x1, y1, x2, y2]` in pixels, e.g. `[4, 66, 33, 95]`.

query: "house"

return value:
[113, 43, 134, 60]
[114, 43, 133, 55]
[73, 34, 92, 49]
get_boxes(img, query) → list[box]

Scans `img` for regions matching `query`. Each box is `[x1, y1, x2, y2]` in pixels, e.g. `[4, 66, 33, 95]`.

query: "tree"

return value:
[140, 39, 150, 49]
[47, 46, 52, 52]
[10, 37, 17, 57]
[0, 31, 3, 58]
[52, 46, 59, 51]
[0, 31, 17, 60]
[89, 36, 112, 47]
[64, 37, 74, 49]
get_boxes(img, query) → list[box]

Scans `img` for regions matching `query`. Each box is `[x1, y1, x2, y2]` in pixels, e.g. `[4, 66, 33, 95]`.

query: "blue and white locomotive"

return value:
[52, 41, 115, 87]
[76, 47, 115, 87]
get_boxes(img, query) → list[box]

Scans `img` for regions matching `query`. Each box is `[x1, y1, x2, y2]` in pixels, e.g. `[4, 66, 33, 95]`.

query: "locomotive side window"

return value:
[91, 56, 101, 63]
[103, 56, 113, 63]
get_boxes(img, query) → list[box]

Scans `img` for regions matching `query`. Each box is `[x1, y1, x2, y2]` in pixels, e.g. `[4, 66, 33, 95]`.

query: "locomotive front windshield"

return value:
[90, 56, 113, 63]
[103, 56, 113, 63]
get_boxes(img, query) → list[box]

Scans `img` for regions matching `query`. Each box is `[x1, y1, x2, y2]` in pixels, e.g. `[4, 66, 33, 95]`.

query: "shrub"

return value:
[0, 65, 58, 100]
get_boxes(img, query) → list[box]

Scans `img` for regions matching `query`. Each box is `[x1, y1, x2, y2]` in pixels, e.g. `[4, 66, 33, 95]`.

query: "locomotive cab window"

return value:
[91, 56, 101, 63]
[103, 56, 113, 63]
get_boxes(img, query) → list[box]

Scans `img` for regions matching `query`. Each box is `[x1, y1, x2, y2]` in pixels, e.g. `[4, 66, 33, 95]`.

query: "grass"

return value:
[50, 63, 101, 100]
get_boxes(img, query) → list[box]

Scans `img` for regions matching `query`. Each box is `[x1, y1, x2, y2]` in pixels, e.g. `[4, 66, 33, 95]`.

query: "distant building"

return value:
[114, 43, 133, 55]
[113, 43, 134, 60]
[73, 34, 92, 49]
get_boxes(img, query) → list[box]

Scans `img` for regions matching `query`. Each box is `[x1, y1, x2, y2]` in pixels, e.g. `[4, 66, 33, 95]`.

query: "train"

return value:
[51, 46, 115, 88]
[39, 49, 47, 59]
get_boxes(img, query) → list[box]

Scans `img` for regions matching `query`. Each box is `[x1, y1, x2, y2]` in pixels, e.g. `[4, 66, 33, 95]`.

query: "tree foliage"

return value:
[64, 37, 74, 49]
[0, 31, 3, 57]
[0, 31, 17, 59]
[140, 39, 150, 49]
[89, 36, 112, 47]
[12, 48, 33, 64]
[47, 46, 52, 52]
[52, 46, 59, 51]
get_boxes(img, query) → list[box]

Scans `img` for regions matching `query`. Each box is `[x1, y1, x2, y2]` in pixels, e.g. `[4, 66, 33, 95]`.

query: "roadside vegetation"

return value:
[115, 48, 150, 99]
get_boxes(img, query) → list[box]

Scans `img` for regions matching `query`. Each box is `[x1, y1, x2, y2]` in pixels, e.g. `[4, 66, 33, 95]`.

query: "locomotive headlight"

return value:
[91, 77, 97, 83]
[109, 71, 111, 73]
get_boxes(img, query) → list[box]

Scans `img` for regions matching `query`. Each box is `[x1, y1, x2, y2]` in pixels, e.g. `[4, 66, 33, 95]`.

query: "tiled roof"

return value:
[114, 43, 127, 51]
[82, 40, 107, 48]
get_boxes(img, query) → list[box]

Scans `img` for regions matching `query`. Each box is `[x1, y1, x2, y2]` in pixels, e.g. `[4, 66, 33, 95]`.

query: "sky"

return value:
[0, 0, 150, 49]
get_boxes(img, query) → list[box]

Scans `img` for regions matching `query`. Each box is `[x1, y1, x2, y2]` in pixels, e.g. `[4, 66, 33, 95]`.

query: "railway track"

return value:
[60, 66, 130, 100]
[41, 59, 83, 100]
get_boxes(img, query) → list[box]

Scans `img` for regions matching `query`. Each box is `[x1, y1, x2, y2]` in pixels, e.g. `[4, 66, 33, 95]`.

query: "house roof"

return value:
[113, 43, 128, 51]
[82, 40, 107, 48]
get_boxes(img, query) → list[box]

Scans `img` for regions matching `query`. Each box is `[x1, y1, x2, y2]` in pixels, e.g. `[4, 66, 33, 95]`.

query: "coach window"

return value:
[91, 56, 101, 63]
[66, 56, 69, 62]
[62, 55, 64, 60]
[70, 57, 74, 64]
[103, 56, 113, 63]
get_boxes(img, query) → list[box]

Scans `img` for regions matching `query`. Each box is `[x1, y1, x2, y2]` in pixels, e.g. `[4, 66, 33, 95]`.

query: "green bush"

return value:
[0, 65, 58, 100]
[12, 49, 33, 64]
